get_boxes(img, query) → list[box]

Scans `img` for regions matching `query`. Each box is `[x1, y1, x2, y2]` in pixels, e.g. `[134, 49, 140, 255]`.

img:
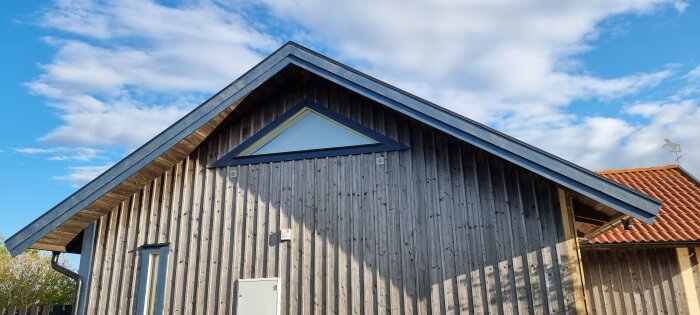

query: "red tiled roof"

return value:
[589, 164, 700, 244]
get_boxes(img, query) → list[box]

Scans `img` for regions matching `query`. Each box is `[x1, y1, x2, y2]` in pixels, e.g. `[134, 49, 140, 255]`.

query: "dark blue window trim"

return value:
[136, 243, 169, 315]
[209, 99, 408, 167]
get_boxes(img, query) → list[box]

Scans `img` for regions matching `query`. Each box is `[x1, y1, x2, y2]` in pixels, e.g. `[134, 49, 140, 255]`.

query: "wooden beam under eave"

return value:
[677, 247, 700, 314]
[32, 242, 66, 252]
[573, 201, 611, 225]
[557, 188, 589, 314]
[576, 212, 627, 241]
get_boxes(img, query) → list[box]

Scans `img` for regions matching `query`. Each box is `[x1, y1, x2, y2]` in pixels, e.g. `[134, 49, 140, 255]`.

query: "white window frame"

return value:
[136, 244, 169, 315]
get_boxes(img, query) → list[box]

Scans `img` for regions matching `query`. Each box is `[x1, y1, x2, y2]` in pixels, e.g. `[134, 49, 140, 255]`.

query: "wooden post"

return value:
[676, 247, 700, 314]
[557, 188, 589, 314]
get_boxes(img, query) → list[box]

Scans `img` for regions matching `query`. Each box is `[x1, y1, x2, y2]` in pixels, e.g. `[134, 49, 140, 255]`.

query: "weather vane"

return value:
[662, 138, 682, 164]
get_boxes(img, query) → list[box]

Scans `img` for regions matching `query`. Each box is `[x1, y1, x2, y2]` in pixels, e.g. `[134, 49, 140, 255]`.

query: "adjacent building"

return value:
[582, 164, 700, 315]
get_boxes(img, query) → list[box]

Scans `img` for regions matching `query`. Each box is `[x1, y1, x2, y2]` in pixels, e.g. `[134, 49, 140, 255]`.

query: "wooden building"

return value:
[580, 164, 700, 315]
[6, 42, 663, 314]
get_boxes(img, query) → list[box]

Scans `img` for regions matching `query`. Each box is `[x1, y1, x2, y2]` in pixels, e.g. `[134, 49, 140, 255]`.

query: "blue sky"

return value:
[1, 0, 699, 262]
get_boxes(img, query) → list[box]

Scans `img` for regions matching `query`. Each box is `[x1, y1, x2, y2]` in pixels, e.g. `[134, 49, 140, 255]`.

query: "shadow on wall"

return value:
[582, 248, 687, 314]
[88, 79, 579, 314]
[211, 92, 579, 314]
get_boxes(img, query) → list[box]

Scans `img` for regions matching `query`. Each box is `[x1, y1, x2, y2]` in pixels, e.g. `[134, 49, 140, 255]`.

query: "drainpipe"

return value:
[51, 251, 81, 315]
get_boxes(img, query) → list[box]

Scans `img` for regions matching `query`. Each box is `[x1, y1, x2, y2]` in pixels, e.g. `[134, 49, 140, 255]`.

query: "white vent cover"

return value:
[236, 278, 281, 315]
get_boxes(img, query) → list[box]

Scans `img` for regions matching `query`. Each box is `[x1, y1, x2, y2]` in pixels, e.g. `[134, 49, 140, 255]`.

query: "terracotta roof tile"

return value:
[589, 164, 700, 244]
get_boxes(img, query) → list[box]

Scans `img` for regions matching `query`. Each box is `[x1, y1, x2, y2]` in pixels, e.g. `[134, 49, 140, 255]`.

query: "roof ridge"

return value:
[597, 164, 679, 175]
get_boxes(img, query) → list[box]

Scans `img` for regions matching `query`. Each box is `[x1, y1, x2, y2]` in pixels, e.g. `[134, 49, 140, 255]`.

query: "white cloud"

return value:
[687, 65, 700, 80]
[674, 65, 700, 98]
[259, 0, 681, 117]
[54, 164, 113, 186]
[622, 101, 700, 171]
[257, 0, 698, 175]
[516, 100, 700, 175]
[26, 0, 699, 182]
[29, 0, 279, 148]
[14, 147, 104, 161]
[38, 100, 192, 148]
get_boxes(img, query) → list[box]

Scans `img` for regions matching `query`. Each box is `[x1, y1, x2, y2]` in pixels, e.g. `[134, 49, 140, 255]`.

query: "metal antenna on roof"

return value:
[662, 138, 682, 164]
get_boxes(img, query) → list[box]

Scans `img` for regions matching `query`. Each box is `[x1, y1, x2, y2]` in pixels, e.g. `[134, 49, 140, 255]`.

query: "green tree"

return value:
[0, 237, 74, 308]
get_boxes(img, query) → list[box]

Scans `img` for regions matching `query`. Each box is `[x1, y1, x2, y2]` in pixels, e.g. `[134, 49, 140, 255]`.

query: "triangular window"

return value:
[243, 108, 376, 155]
[210, 99, 407, 167]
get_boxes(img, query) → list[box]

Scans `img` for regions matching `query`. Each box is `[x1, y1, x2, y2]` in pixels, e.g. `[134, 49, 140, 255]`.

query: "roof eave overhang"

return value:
[5, 42, 661, 257]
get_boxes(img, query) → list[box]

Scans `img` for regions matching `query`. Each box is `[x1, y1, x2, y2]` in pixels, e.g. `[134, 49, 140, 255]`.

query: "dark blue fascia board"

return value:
[209, 99, 408, 167]
[6, 42, 662, 257]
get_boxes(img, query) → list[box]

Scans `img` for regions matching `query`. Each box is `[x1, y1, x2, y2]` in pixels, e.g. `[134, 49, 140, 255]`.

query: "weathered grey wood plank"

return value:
[204, 137, 223, 312]
[409, 121, 431, 314]
[194, 141, 213, 313]
[325, 156, 338, 315]
[449, 143, 474, 314]
[213, 131, 232, 314]
[490, 160, 518, 315]
[86, 212, 107, 314]
[163, 163, 183, 313]
[105, 201, 128, 315]
[582, 248, 696, 315]
[183, 148, 203, 314]
[384, 111, 404, 315]
[535, 179, 564, 313]
[129, 183, 151, 314]
[475, 152, 503, 314]
[172, 157, 192, 314]
[519, 172, 548, 314]
[339, 155, 353, 315]
[289, 160, 302, 315]
[301, 159, 313, 314]
[146, 175, 162, 244]
[397, 116, 418, 315]
[464, 148, 489, 313]
[268, 161, 282, 279]
[278, 161, 291, 315]
[350, 153, 363, 315]
[312, 157, 324, 315]
[361, 153, 378, 315]
[94, 204, 118, 314]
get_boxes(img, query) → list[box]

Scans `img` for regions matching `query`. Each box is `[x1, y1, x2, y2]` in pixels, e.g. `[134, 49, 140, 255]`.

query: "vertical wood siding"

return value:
[85, 79, 582, 314]
[582, 248, 700, 315]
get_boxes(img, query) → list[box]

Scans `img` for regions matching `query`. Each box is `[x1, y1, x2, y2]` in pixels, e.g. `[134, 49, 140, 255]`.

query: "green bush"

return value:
[0, 237, 74, 308]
